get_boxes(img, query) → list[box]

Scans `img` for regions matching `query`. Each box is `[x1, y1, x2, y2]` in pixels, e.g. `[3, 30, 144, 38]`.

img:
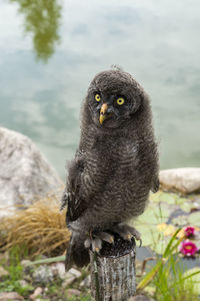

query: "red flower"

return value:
[179, 240, 198, 257]
[184, 226, 195, 238]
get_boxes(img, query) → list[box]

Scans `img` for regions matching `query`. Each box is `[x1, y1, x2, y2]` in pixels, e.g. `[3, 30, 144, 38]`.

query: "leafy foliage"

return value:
[136, 229, 200, 301]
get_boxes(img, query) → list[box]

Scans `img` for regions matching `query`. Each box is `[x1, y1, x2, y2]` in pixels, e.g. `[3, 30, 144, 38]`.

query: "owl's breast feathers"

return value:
[63, 127, 158, 227]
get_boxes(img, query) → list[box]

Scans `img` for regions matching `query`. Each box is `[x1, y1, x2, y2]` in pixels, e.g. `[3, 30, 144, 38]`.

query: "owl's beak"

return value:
[99, 103, 108, 125]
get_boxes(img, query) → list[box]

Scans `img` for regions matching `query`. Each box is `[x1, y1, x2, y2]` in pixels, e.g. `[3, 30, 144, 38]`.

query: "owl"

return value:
[61, 69, 159, 269]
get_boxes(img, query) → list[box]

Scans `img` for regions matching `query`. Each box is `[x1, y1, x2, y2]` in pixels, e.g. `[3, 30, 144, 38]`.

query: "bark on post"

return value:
[89, 234, 136, 301]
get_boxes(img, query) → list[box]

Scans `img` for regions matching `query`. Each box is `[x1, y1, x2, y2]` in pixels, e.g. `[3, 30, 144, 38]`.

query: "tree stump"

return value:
[89, 233, 136, 301]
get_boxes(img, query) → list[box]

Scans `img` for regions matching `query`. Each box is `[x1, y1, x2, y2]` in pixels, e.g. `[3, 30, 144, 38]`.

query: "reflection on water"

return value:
[0, 0, 200, 178]
[10, 0, 61, 61]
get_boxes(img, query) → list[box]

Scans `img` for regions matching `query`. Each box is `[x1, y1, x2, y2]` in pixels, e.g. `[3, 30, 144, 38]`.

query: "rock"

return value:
[18, 280, 29, 288]
[24, 274, 32, 282]
[51, 262, 66, 279]
[29, 287, 43, 300]
[129, 295, 155, 301]
[68, 267, 81, 278]
[67, 289, 81, 297]
[62, 274, 76, 288]
[159, 168, 200, 194]
[21, 260, 33, 273]
[0, 292, 24, 300]
[0, 266, 9, 278]
[0, 127, 63, 218]
[32, 265, 54, 285]
[0, 252, 9, 263]
[62, 268, 81, 288]
[80, 275, 91, 288]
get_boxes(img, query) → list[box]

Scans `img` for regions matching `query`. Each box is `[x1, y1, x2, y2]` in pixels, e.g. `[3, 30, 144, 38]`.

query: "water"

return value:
[0, 0, 200, 179]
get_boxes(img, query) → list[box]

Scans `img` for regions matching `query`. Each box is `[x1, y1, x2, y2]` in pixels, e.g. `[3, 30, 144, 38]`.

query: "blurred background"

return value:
[0, 0, 199, 179]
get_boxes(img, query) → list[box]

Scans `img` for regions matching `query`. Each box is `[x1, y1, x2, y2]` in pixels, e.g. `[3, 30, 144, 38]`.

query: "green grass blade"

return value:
[175, 270, 200, 285]
[29, 255, 65, 265]
[163, 228, 181, 258]
[136, 259, 166, 291]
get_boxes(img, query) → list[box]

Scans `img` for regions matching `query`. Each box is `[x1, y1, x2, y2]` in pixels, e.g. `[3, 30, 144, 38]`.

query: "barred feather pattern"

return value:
[62, 70, 159, 268]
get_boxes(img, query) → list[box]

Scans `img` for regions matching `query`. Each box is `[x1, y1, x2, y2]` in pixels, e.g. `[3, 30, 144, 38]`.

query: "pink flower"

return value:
[179, 240, 198, 257]
[184, 226, 195, 238]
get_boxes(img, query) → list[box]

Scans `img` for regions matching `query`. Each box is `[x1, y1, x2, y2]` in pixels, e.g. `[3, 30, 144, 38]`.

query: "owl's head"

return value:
[86, 70, 147, 129]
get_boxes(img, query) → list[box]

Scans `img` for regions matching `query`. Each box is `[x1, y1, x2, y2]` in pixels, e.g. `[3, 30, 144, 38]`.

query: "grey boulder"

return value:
[159, 168, 200, 194]
[0, 127, 63, 218]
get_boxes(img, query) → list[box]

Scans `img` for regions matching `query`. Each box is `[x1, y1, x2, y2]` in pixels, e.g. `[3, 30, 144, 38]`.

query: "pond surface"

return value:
[0, 0, 200, 179]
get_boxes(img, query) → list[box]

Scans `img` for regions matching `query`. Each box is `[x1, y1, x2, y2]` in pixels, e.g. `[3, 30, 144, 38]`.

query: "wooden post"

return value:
[89, 234, 136, 301]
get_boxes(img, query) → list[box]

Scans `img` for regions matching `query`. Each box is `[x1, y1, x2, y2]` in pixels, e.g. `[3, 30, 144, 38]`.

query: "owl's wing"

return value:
[60, 153, 87, 225]
[61, 190, 87, 225]
[151, 177, 160, 193]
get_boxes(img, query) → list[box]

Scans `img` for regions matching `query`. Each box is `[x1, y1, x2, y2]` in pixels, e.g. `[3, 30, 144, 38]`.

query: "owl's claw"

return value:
[84, 237, 92, 249]
[98, 231, 114, 244]
[92, 238, 102, 253]
[111, 223, 142, 247]
[84, 231, 114, 252]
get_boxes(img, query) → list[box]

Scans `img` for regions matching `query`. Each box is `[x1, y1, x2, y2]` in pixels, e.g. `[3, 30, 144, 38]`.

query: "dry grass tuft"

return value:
[0, 197, 71, 257]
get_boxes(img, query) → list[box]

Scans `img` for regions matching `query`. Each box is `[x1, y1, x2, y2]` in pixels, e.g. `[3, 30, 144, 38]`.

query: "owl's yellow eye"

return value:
[95, 94, 101, 102]
[116, 97, 125, 105]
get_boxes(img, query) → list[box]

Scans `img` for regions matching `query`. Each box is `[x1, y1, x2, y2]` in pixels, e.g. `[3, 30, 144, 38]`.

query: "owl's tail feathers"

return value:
[65, 232, 90, 271]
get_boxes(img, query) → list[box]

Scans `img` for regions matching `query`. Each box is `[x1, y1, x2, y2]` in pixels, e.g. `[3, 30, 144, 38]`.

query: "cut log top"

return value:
[90, 234, 136, 301]
[99, 233, 135, 258]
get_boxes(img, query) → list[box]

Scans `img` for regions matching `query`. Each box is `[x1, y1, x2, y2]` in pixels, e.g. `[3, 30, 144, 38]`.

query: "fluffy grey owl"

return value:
[61, 69, 159, 269]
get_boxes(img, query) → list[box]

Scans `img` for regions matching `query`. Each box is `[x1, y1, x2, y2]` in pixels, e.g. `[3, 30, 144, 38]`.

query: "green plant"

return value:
[7, 246, 23, 281]
[153, 256, 199, 301]
[137, 228, 182, 291]
[0, 247, 34, 296]
[136, 229, 200, 301]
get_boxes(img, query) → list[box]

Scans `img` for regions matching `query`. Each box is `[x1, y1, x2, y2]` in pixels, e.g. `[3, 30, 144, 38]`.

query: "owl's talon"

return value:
[111, 223, 142, 245]
[126, 233, 133, 241]
[84, 230, 114, 252]
[92, 238, 102, 252]
[84, 237, 92, 249]
[98, 232, 114, 244]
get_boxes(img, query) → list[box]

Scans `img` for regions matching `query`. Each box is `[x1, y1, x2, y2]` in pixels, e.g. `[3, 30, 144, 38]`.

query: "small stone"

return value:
[29, 287, 43, 300]
[21, 259, 32, 266]
[0, 292, 24, 300]
[33, 265, 54, 285]
[18, 280, 29, 288]
[51, 262, 66, 279]
[0, 266, 9, 278]
[68, 268, 81, 278]
[24, 274, 32, 282]
[0, 252, 9, 263]
[21, 260, 33, 273]
[62, 275, 76, 288]
[80, 275, 91, 288]
[67, 289, 81, 297]
[62, 267, 82, 288]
